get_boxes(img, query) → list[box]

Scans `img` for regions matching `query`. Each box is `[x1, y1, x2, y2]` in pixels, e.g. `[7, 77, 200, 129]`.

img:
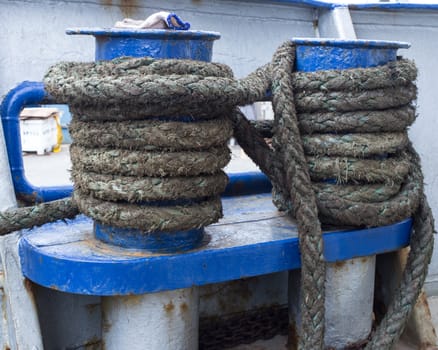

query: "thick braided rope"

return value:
[0, 198, 79, 235]
[69, 117, 233, 151]
[292, 58, 416, 92]
[252, 106, 415, 134]
[70, 145, 231, 178]
[44, 58, 237, 232]
[73, 192, 222, 232]
[365, 146, 434, 349]
[72, 171, 229, 202]
[271, 42, 325, 349]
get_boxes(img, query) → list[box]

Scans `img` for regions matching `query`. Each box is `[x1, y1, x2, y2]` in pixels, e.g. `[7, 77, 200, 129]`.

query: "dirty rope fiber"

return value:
[0, 41, 434, 350]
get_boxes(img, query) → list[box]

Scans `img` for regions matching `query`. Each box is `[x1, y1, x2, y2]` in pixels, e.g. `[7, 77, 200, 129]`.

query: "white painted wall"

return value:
[0, 0, 315, 97]
[350, 8, 438, 292]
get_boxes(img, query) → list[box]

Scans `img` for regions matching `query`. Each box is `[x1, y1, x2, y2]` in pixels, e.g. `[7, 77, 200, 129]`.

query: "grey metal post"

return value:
[102, 287, 199, 350]
[289, 256, 376, 348]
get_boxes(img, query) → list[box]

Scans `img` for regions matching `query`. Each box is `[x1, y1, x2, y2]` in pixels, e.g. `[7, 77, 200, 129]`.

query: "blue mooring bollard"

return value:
[66, 27, 221, 253]
[70, 27, 221, 350]
[289, 37, 410, 349]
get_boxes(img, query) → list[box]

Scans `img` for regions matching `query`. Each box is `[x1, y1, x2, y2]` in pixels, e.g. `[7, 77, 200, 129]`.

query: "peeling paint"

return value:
[288, 320, 299, 350]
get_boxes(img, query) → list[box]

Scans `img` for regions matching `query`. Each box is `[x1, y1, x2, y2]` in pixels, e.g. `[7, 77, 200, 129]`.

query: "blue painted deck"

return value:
[19, 193, 412, 296]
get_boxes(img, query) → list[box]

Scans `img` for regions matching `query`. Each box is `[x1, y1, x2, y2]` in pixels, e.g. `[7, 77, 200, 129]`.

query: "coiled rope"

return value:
[44, 57, 235, 232]
[0, 41, 434, 349]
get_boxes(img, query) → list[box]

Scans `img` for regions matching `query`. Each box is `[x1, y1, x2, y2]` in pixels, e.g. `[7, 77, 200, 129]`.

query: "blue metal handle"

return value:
[0, 81, 73, 203]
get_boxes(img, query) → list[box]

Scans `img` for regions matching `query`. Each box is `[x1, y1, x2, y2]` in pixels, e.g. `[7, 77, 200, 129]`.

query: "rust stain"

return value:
[333, 260, 347, 268]
[81, 239, 154, 258]
[100, 0, 140, 18]
[180, 302, 188, 313]
[23, 278, 34, 293]
[82, 337, 101, 350]
[201, 279, 256, 315]
[120, 0, 140, 17]
[164, 301, 175, 313]
[418, 293, 434, 319]
[360, 257, 368, 264]
[48, 284, 60, 291]
[17, 191, 39, 205]
[288, 321, 299, 350]
[102, 316, 111, 333]
[85, 303, 100, 314]
[1, 289, 8, 338]
[121, 294, 143, 307]
[22, 279, 39, 309]
[342, 336, 370, 349]
[101, 301, 111, 334]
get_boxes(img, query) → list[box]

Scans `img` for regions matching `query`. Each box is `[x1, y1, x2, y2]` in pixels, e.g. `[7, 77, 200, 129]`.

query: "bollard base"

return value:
[94, 222, 205, 253]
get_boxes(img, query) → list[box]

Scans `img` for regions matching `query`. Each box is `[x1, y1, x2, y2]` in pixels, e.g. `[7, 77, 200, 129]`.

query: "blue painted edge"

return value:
[348, 2, 438, 10]
[268, 0, 438, 10]
[66, 27, 221, 40]
[293, 37, 406, 71]
[18, 217, 412, 295]
[291, 37, 410, 49]
[95, 222, 205, 252]
[0, 81, 72, 203]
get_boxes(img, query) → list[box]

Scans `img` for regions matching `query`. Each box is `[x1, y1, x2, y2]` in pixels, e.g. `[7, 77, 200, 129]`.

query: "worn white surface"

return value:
[0, 233, 43, 350]
[289, 256, 376, 348]
[350, 6, 438, 295]
[0, 262, 10, 349]
[102, 287, 199, 350]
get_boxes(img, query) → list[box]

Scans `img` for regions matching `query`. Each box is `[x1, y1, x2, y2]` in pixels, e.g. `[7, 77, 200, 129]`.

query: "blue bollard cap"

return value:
[66, 27, 221, 39]
[292, 37, 410, 71]
[66, 27, 221, 61]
